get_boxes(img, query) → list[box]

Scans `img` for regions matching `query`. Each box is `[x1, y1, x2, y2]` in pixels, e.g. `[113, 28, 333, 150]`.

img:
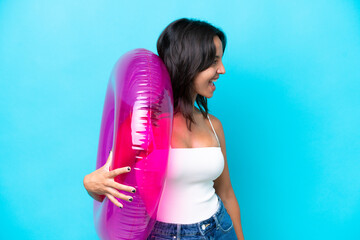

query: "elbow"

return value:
[216, 186, 236, 203]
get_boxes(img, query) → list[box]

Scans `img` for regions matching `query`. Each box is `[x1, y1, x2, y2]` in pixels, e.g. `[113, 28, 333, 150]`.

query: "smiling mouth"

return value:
[209, 78, 218, 85]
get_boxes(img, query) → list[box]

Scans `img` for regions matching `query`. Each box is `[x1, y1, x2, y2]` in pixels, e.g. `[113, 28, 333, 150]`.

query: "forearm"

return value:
[221, 192, 245, 240]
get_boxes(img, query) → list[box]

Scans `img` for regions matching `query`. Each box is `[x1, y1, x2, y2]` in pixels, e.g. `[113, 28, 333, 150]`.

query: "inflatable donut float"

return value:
[94, 49, 173, 240]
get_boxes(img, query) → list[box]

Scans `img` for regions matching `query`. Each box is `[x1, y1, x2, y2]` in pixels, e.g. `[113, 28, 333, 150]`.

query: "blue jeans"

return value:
[147, 196, 237, 240]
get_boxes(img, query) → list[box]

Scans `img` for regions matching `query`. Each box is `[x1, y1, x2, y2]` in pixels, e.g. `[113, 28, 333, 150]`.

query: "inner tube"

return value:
[94, 48, 173, 240]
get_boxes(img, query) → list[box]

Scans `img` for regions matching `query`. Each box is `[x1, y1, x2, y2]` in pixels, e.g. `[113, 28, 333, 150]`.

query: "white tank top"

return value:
[156, 115, 225, 224]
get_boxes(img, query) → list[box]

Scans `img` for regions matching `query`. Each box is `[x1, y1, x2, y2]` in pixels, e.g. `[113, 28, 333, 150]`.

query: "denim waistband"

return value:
[150, 195, 226, 237]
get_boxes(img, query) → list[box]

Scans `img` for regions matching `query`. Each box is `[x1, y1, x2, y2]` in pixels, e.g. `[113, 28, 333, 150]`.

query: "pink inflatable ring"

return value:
[94, 48, 173, 240]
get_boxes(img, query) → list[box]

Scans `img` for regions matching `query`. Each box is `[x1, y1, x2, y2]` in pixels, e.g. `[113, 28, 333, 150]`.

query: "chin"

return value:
[206, 93, 214, 98]
[198, 92, 214, 99]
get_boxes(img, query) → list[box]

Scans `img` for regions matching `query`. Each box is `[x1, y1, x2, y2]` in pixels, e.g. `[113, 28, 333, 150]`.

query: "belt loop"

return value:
[212, 214, 220, 230]
[176, 224, 181, 239]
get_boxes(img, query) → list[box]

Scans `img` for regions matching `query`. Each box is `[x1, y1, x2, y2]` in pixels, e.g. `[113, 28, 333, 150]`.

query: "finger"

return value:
[107, 166, 131, 178]
[105, 193, 123, 208]
[109, 181, 136, 194]
[107, 187, 134, 202]
[103, 150, 113, 170]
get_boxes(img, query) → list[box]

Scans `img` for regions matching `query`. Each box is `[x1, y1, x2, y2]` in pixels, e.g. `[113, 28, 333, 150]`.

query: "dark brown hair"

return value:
[157, 18, 226, 131]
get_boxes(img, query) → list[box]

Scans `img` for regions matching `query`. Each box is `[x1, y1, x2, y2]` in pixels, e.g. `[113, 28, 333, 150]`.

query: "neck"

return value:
[192, 93, 197, 113]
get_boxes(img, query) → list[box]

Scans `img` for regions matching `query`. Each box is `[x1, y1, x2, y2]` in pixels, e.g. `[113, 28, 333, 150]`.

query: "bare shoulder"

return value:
[207, 113, 225, 139]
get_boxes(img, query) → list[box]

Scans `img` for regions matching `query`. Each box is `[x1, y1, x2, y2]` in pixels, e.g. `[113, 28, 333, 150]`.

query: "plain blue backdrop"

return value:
[1, 0, 359, 239]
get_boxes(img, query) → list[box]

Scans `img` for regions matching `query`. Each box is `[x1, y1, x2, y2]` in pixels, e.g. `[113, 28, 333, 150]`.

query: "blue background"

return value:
[1, 0, 359, 239]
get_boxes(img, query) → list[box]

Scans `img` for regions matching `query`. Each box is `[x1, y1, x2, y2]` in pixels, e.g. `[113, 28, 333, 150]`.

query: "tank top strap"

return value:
[207, 114, 220, 147]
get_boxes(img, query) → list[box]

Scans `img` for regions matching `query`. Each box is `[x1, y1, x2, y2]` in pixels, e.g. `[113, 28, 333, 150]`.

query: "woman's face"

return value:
[193, 36, 225, 99]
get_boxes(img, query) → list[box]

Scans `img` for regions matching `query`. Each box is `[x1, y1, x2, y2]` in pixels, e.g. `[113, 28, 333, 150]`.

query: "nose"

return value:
[217, 62, 226, 74]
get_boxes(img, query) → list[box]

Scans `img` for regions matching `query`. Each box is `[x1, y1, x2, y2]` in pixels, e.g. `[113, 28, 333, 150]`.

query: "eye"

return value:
[213, 59, 218, 65]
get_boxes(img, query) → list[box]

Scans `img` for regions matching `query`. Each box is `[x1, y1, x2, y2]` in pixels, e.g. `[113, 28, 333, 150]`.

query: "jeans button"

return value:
[201, 224, 206, 230]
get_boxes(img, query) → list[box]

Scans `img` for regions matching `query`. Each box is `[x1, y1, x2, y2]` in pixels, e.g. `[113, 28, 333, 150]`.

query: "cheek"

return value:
[194, 69, 215, 88]
[201, 71, 214, 81]
[194, 74, 206, 85]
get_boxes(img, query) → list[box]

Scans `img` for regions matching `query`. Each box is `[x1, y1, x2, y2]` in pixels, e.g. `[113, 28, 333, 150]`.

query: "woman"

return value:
[84, 18, 245, 240]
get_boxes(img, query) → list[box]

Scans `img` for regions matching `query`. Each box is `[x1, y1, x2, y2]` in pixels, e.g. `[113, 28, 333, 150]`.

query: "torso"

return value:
[156, 109, 224, 224]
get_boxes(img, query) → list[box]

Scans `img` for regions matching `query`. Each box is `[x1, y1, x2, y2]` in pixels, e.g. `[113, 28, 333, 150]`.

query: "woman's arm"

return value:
[210, 115, 245, 240]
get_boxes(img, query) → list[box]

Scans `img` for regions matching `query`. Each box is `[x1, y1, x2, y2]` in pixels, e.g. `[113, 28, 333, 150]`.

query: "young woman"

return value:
[84, 18, 245, 240]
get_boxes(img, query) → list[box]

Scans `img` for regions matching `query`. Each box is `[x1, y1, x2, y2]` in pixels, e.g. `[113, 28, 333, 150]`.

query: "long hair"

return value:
[157, 18, 226, 131]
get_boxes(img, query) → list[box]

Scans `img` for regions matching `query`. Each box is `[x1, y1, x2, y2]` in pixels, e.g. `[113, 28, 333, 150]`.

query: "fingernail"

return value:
[129, 197, 133, 202]
[127, 167, 131, 171]
[131, 189, 136, 193]
[119, 205, 123, 209]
